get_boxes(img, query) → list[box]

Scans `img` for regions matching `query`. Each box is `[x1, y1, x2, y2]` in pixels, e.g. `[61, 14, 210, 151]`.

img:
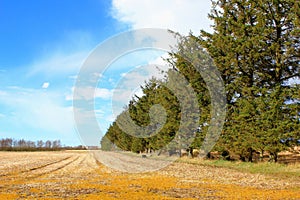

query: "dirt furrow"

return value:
[0, 154, 80, 188]
[0, 156, 72, 177]
[30, 156, 80, 178]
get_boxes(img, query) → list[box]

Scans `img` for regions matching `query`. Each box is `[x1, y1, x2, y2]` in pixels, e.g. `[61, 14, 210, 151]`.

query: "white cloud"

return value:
[93, 72, 103, 78]
[68, 75, 78, 80]
[71, 86, 113, 101]
[95, 88, 113, 99]
[111, 0, 213, 35]
[65, 94, 73, 101]
[0, 31, 99, 145]
[108, 78, 115, 84]
[42, 82, 50, 89]
[148, 53, 168, 65]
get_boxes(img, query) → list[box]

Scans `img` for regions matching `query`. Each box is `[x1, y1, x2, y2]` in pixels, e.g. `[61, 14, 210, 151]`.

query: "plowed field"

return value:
[0, 151, 299, 199]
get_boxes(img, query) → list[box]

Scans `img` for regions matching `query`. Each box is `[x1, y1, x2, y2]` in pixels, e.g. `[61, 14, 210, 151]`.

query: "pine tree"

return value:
[101, 1, 299, 161]
[200, 0, 300, 161]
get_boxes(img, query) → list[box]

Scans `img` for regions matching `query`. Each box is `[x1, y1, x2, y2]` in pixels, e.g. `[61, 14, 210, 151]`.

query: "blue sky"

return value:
[0, 0, 212, 146]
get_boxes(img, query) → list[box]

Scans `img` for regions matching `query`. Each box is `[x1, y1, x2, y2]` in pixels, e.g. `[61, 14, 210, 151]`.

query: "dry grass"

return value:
[0, 151, 299, 199]
[177, 157, 300, 180]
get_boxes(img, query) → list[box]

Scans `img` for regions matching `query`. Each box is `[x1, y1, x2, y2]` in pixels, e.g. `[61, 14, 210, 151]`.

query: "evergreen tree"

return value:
[101, 0, 299, 162]
[200, 0, 300, 161]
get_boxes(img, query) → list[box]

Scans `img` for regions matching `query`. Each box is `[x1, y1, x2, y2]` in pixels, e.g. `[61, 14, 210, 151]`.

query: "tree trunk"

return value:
[240, 155, 246, 162]
[248, 147, 253, 162]
[274, 153, 278, 163]
[259, 150, 264, 162]
[189, 147, 194, 158]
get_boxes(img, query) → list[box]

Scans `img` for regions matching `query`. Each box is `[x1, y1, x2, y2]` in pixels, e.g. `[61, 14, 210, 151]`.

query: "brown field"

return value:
[0, 151, 299, 200]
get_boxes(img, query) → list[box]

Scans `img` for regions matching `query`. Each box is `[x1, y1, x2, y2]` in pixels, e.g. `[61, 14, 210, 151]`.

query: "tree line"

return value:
[101, 0, 300, 162]
[0, 138, 86, 151]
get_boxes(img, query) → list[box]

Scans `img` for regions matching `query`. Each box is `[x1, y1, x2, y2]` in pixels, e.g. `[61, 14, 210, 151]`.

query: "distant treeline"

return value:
[0, 138, 87, 151]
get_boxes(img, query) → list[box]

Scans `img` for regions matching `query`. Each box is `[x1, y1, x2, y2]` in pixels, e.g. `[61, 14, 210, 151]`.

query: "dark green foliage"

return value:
[200, 0, 300, 161]
[103, 78, 181, 153]
[101, 0, 299, 162]
[100, 135, 115, 151]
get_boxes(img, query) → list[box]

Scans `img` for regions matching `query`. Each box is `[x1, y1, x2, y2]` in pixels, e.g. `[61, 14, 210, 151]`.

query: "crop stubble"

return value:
[0, 151, 299, 199]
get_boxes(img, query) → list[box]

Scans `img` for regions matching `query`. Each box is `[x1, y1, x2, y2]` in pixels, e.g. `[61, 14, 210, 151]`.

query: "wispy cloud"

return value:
[26, 51, 89, 78]
[68, 75, 78, 80]
[111, 63, 168, 114]
[68, 86, 113, 101]
[0, 30, 98, 144]
[0, 86, 75, 138]
[21, 30, 93, 80]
